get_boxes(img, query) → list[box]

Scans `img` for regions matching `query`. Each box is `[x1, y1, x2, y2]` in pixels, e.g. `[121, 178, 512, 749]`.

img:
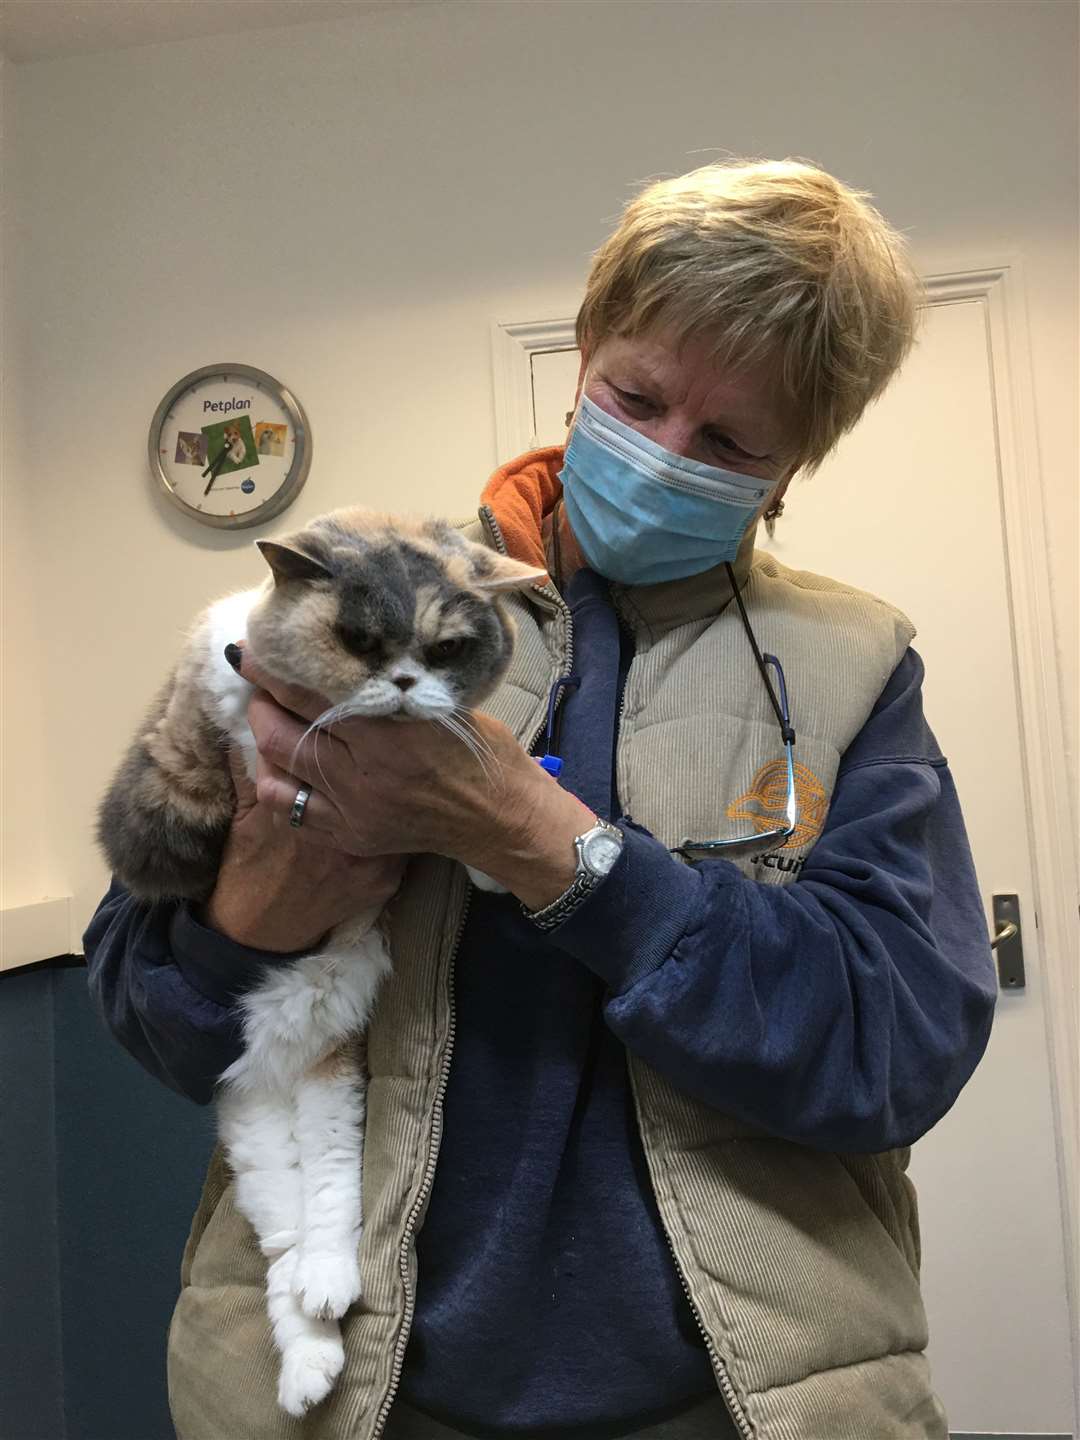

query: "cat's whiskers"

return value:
[290, 695, 501, 817]
[435, 713, 486, 776]
[289, 707, 352, 826]
[290, 702, 406, 845]
[450, 709, 500, 770]
[310, 729, 342, 814]
[434, 710, 500, 785]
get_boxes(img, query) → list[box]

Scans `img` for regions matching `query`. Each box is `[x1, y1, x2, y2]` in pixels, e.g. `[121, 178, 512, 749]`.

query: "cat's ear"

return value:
[255, 540, 332, 586]
[469, 549, 548, 593]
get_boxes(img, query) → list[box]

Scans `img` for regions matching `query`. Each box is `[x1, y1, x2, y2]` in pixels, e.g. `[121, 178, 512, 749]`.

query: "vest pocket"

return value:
[179, 1144, 265, 1292]
[170, 1148, 290, 1440]
[180, 1144, 229, 1289]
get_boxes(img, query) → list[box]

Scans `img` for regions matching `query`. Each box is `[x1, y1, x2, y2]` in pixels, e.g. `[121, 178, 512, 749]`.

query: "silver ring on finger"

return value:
[289, 784, 313, 829]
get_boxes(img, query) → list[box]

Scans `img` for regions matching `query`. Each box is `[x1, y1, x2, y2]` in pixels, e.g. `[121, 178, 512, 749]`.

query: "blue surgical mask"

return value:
[560, 393, 774, 586]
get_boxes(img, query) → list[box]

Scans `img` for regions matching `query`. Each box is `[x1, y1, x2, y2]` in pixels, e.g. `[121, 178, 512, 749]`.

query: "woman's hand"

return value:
[200, 743, 406, 953]
[234, 646, 596, 912]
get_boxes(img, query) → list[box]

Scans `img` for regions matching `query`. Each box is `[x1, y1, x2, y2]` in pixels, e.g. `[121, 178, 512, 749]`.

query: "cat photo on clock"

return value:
[174, 431, 207, 467]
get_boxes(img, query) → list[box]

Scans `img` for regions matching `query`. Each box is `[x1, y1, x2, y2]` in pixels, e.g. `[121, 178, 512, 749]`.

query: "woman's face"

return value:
[577, 331, 798, 500]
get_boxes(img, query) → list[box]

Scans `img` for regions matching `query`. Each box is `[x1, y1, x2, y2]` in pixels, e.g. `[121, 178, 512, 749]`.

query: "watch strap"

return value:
[523, 819, 623, 933]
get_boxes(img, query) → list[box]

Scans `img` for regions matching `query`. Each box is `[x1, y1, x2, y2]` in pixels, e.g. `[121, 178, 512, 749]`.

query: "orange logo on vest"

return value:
[725, 761, 828, 851]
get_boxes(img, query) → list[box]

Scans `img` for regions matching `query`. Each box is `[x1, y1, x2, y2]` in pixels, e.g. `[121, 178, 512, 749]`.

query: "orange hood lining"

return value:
[479, 446, 565, 574]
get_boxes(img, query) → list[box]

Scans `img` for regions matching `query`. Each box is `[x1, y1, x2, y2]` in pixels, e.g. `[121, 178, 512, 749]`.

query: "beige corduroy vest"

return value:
[168, 515, 946, 1440]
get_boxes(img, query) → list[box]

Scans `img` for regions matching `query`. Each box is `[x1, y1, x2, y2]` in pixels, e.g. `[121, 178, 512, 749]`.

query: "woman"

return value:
[85, 159, 996, 1440]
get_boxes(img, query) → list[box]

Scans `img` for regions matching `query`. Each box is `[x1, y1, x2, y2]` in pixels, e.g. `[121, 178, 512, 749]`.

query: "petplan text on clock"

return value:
[203, 397, 253, 414]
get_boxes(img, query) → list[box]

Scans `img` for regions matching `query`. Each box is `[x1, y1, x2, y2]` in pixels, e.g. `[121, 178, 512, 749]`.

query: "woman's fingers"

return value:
[254, 751, 338, 837]
[247, 689, 353, 792]
[224, 744, 258, 809]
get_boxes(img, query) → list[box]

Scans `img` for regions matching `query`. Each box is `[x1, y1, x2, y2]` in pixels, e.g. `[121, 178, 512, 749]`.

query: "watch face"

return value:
[581, 827, 623, 877]
[149, 365, 310, 529]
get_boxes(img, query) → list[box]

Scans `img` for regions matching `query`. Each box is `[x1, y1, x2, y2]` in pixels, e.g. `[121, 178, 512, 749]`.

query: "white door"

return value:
[517, 300, 1075, 1436]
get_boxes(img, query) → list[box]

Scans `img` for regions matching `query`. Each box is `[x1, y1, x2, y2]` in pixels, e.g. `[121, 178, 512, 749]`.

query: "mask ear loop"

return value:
[554, 362, 590, 591]
[565, 363, 590, 436]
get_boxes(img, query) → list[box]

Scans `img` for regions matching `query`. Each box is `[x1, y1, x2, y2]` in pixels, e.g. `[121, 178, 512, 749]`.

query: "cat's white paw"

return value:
[277, 1331, 345, 1417]
[292, 1247, 363, 1320]
[464, 865, 508, 894]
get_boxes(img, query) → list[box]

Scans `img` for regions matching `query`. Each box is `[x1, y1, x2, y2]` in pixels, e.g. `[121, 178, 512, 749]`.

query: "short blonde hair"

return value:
[576, 159, 921, 471]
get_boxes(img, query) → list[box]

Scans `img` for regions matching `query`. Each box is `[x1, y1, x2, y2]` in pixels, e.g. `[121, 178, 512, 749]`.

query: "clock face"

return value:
[149, 365, 311, 529]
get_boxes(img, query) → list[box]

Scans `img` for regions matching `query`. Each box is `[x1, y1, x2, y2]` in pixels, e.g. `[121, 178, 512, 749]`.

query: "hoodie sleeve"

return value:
[82, 881, 303, 1105]
[545, 647, 998, 1153]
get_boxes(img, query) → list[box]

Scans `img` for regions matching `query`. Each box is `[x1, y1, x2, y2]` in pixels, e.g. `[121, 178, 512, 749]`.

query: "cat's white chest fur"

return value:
[200, 588, 261, 779]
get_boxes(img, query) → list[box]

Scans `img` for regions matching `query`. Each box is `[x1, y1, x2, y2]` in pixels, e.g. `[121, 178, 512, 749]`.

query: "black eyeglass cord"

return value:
[724, 563, 796, 746]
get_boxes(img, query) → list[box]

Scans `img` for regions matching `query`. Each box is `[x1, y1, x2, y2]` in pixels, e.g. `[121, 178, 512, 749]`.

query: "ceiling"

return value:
[0, 0, 439, 65]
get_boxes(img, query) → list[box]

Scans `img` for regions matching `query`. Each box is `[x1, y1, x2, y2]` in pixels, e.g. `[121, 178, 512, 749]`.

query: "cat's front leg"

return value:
[291, 1042, 367, 1321]
[219, 1083, 347, 1416]
[267, 1247, 346, 1418]
[218, 1084, 302, 1258]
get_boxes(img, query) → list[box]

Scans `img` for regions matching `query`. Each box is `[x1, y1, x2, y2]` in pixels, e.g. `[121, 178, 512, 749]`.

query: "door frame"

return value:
[491, 264, 1080, 1416]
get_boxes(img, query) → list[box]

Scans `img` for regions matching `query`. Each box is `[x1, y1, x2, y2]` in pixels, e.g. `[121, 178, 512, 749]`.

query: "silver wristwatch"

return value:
[524, 819, 625, 932]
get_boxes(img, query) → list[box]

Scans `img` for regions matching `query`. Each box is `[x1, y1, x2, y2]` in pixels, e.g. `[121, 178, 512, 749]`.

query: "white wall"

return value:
[2, 0, 1077, 945]
[2, 52, 67, 920]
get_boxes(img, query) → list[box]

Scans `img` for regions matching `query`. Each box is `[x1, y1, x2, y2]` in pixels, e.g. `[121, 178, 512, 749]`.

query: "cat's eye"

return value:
[337, 625, 379, 657]
[428, 637, 468, 663]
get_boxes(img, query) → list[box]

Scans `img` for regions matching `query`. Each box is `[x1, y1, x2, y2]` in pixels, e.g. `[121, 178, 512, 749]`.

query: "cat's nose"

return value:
[392, 674, 417, 692]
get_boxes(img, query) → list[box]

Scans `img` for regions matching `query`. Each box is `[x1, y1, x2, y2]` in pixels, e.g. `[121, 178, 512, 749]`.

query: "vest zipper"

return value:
[611, 643, 748, 1426]
[484, 500, 754, 1435]
[370, 886, 472, 1440]
[371, 509, 575, 1439]
[479, 503, 576, 743]
[624, 1032, 753, 1439]
[661, 1226, 755, 1439]
[376, 506, 745, 1437]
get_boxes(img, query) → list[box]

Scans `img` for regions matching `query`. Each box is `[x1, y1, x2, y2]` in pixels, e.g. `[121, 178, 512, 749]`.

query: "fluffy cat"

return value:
[96, 508, 544, 1416]
[176, 433, 204, 466]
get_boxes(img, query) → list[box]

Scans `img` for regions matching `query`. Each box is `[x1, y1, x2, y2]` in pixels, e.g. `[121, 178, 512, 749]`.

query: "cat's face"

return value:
[245, 509, 546, 721]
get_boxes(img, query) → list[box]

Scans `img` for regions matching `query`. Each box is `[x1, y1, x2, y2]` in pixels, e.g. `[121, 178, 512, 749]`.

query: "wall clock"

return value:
[148, 363, 312, 529]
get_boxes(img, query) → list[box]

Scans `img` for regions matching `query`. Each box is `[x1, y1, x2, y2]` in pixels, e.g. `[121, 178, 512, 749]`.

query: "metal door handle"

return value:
[990, 894, 1025, 989]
